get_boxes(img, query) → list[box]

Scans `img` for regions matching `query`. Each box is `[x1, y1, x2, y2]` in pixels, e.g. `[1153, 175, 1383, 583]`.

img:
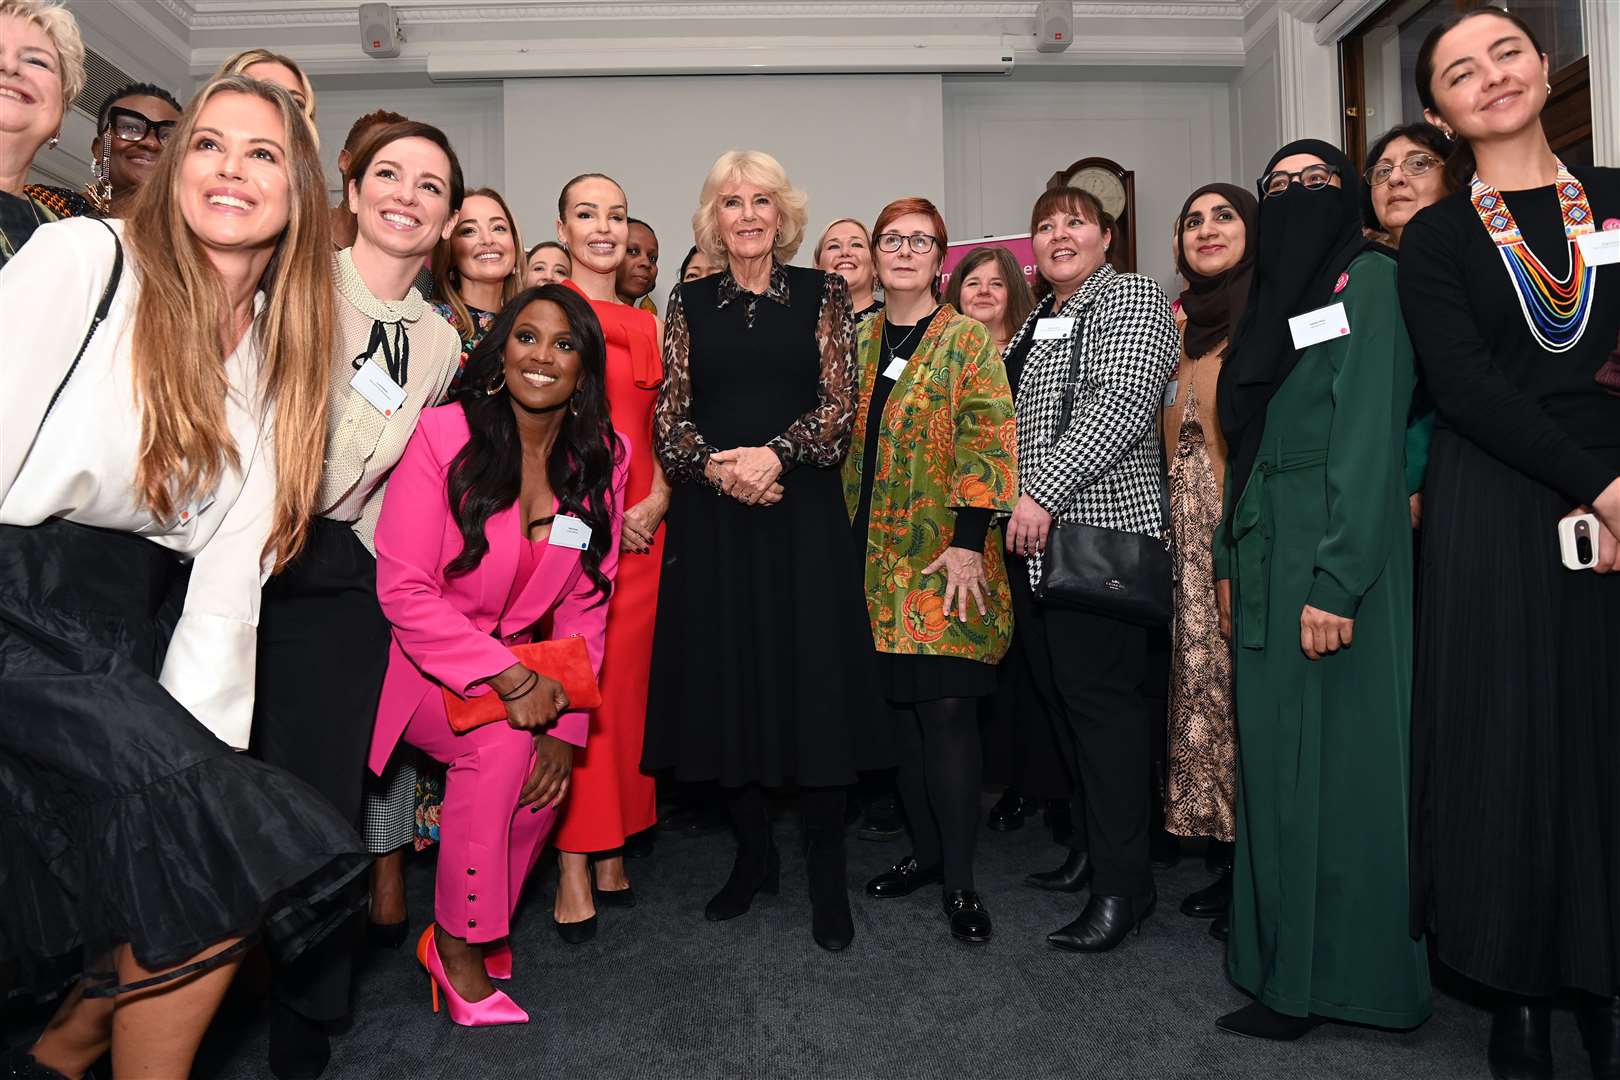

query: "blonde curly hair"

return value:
[691, 150, 809, 266]
[1, 0, 86, 114]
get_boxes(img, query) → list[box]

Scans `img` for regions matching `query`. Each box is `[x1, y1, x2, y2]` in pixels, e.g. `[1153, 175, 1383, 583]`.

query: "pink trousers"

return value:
[405, 699, 557, 944]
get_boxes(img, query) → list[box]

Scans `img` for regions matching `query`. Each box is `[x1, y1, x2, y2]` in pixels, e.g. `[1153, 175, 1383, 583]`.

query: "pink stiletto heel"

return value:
[417, 925, 528, 1026]
[484, 939, 513, 981]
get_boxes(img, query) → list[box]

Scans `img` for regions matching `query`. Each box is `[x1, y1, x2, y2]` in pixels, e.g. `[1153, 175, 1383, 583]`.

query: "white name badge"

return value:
[1576, 230, 1620, 267]
[881, 357, 909, 380]
[350, 360, 407, 418]
[1163, 379, 1179, 408]
[549, 514, 592, 551]
[1287, 302, 1351, 350]
[1034, 317, 1075, 341]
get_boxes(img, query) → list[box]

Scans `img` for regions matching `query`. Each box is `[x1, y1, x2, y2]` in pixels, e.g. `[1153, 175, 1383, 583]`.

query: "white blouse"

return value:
[0, 217, 275, 749]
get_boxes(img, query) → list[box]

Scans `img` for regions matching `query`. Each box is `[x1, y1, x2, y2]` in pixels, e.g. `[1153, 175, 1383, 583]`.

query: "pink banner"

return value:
[939, 233, 1036, 291]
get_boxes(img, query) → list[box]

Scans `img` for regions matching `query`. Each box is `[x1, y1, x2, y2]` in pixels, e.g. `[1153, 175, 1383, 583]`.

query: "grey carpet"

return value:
[8, 804, 1593, 1078]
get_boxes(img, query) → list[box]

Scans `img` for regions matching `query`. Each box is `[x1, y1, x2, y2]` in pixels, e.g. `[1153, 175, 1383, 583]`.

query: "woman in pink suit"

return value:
[368, 283, 626, 1027]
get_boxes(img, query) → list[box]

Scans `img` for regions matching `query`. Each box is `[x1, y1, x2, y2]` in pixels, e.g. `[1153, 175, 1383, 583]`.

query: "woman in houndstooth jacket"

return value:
[1002, 185, 1180, 954]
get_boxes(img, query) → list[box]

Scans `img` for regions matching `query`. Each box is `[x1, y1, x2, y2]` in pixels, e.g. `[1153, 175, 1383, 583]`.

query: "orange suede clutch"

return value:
[441, 636, 601, 734]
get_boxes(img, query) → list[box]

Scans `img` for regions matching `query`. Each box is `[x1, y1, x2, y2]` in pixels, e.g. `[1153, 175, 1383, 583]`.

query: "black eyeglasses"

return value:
[103, 106, 177, 146]
[875, 232, 938, 254]
[1364, 152, 1443, 187]
[1259, 164, 1340, 198]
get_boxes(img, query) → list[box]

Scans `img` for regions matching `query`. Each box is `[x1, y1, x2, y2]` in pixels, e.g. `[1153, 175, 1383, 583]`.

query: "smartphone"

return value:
[1559, 512, 1601, 571]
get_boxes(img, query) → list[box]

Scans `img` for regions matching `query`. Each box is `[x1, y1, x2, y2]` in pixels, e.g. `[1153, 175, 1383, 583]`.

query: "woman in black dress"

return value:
[645, 150, 876, 952]
[1399, 10, 1620, 1078]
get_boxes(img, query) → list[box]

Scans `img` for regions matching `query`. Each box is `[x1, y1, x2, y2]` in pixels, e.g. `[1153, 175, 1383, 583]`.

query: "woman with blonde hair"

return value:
[0, 0, 90, 267]
[815, 217, 881, 320]
[643, 150, 878, 951]
[0, 74, 365, 1079]
[214, 47, 317, 125]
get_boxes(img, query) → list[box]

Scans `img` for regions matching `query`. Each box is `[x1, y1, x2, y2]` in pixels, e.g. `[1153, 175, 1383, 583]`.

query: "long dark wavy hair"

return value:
[447, 284, 618, 605]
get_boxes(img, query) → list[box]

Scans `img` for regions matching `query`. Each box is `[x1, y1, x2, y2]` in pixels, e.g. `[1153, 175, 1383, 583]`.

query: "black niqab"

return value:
[1217, 139, 1384, 507]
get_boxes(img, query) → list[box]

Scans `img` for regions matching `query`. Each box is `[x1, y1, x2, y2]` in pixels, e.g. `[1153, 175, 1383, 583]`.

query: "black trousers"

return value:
[987, 554, 1076, 801]
[250, 518, 392, 1024]
[1012, 562, 1152, 898]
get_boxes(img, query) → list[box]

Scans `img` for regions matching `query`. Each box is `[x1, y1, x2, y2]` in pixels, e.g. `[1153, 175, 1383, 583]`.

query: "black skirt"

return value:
[1411, 432, 1620, 996]
[0, 519, 370, 998]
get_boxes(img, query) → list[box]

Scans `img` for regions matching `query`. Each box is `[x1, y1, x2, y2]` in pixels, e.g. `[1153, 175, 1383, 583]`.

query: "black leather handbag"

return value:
[1034, 309, 1174, 627]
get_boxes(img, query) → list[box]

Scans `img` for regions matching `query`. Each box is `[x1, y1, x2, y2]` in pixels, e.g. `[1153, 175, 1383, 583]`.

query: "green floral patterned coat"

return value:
[841, 305, 1018, 662]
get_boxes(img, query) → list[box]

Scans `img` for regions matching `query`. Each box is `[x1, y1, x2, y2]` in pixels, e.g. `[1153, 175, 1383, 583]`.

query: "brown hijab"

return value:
[1173, 182, 1258, 361]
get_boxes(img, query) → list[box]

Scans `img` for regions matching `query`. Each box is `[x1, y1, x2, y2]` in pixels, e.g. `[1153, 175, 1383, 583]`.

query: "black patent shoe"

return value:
[943, 890, 992, 944]
[1216, 1001, 1323, 1041]
[1, 1051, 71, 1080]
[1023, 849, 1092, 893]
[857, 794, 905, 842]
[987, 789, 1036, 831]
[269, 1001, 331, 1080]
[1209, 910, 1230, 942]
[1047, 889, 1156, 952]
[1180, 870, 1232, 919]
[1488, 999, 1553, 1080]
[366, 919, 409, 950]
[705, 845, 781, 922]
[1578, 996, 1620, 1080]
[866, 855, 943, 898]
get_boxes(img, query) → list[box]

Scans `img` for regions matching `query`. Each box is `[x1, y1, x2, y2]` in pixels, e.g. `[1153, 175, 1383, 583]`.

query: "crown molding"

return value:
[176, 1, 1249, 31]
[105, 0, 193, 66]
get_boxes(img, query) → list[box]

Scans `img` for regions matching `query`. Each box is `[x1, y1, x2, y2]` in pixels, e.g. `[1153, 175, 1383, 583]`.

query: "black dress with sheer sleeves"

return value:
[643, 263, 885, 788]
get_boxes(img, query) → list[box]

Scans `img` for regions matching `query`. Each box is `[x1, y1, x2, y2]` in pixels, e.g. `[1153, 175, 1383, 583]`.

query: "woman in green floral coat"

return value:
[841, 198, 1016, 944]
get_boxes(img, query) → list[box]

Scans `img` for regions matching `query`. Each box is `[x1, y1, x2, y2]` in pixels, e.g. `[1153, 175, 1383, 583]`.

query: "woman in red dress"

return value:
[550, 172, 666, 941]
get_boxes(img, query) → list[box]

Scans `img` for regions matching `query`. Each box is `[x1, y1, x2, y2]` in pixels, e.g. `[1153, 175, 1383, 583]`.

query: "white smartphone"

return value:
[1559, 512, 1601, 571]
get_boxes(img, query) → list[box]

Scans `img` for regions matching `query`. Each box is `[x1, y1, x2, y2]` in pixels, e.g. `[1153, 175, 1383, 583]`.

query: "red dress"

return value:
[554, 281, 663, 851]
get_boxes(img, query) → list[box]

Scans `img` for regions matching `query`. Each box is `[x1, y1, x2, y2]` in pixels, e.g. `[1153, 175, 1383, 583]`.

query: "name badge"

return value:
[1163, 379, 1179, 408]
[1034, 317, 1075, 341]
[549, 514, 592, 551]
[350, 360, 407, 418]
[881, 357, 909, 380]
[1576, 230, 1620, 267]
[1287, 302, 1351, 350]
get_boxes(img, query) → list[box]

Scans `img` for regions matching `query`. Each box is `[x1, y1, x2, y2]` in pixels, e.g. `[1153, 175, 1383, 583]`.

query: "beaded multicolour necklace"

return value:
[1469, 160, 1597, 354]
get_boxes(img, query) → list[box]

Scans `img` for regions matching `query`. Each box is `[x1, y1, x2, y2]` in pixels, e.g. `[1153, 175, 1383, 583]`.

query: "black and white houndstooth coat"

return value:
[1009, 263, 1180, 587]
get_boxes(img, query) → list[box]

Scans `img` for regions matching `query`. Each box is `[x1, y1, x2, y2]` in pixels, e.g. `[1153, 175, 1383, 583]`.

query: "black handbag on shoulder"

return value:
[1034, 308, 1174, 627]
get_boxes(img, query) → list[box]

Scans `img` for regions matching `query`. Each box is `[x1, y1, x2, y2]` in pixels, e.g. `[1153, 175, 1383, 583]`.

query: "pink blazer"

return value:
[367, 404, 628, 775]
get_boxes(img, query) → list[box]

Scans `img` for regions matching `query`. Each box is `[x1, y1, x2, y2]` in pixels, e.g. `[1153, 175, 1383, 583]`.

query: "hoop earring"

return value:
[485, 372, 506, 397]
[568, 396, 580, 416]
[1545, 81, 1553, 94]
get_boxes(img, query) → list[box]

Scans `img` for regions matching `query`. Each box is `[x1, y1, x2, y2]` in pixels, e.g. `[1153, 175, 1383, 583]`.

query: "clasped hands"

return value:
[705, 446, 784, 506]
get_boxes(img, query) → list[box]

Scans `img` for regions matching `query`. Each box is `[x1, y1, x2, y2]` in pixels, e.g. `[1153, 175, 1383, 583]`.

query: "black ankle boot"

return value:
[1023, 849, 1091, 893]
[806, 833, 854, 952]
[1488, 998, 1553, 1080]
[1047, 889, 1156, 952]
[1577, 996, 1620, 1080]
[1180, 868, 1232, 919]
[704, 844, 780, 922]
[268, 1001, 331, 1080]
[1216, 1001, 1322, 1041]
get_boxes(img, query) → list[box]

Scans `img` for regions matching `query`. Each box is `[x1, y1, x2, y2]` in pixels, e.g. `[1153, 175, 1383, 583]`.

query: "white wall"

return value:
[943, 79, 1235, 295]
[311, 86, 505, 202]
[501, 74, 946, 312]
[1232, 22, 1282, 190]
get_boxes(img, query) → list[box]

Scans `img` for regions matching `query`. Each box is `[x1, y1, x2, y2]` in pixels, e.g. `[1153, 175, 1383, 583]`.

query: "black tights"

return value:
[893, 696, 982, 892]
[725, 784, 846, 861]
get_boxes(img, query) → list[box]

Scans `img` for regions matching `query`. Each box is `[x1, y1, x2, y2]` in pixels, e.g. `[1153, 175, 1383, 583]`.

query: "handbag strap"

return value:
[1050, 286, 1173, 542]
[41, 218, 123, 425]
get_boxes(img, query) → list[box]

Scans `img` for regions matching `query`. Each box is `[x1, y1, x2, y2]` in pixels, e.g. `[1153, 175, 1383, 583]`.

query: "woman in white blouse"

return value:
[249, 119, 464, 1079]
[0, 75, 367, 1079]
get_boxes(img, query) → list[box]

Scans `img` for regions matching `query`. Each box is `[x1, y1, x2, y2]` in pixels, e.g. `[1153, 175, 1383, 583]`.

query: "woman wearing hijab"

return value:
[1212, 139, 1430, 1039]
[1162, 183, 1256, 942]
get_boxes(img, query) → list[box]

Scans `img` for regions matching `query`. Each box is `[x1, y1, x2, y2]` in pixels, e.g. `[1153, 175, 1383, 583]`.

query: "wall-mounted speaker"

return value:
[360, 3, 402, 59]
[1035, 0, 1074, 54]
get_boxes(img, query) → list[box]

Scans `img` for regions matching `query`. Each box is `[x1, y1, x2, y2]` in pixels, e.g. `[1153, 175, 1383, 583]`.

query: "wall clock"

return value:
[1046, 156, 1137, 274]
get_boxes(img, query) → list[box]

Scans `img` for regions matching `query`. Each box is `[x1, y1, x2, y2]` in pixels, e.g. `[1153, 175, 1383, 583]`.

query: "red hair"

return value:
[873, 196, 949, 251]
